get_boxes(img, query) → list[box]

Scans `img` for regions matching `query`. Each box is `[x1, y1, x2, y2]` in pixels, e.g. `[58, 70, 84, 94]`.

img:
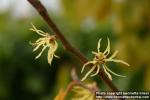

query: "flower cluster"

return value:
[72, 82, 97, 100]
[54, 82, 98, 100]
[81, 38, 130, 81]
[30, 23, 59, 65]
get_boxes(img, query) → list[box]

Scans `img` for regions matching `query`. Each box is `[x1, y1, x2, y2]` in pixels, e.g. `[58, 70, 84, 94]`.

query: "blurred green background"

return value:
[0, 0, 150, 100]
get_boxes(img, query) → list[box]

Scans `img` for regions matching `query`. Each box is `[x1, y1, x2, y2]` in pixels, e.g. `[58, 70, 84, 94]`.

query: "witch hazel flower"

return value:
[81, 38, 130, 81]
[72, 82, 98, 100]
[30, 23, 59, 65]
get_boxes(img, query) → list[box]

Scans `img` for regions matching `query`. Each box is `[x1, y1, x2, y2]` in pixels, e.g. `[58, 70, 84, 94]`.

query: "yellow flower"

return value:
[81, 38, 130, 81]
[30, 23, 59, 65]
[72, 82, 97, 100]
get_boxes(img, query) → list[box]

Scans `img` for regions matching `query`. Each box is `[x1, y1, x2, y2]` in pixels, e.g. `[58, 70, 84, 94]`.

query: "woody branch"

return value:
[27, 1, 124, 98]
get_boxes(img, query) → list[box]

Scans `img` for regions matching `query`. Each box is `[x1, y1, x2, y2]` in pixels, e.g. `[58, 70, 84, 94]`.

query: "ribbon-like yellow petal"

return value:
[81, 65, 97, 81]
[30, 23, 46, 36]
[47, 40, 58, 65]
[108, 50, 118, 59]
[103, 37, 110, 56]
[97, 38, 102, 52]
[102, 64, 112, 80]
[33, 41, 45, 52]
[35, 45, 48, 59]
[104, 64, 126, 77]
[90, 65, 100, 77]
[106, 59, 130, 66]
[81, 61, 96, 73]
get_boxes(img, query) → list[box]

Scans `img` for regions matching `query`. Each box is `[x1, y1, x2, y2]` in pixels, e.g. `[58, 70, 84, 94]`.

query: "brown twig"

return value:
[27, 1, 124, 99]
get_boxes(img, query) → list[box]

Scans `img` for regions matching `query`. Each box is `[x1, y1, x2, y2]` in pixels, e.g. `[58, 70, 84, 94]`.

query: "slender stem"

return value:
[27, 0, 124, 99]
